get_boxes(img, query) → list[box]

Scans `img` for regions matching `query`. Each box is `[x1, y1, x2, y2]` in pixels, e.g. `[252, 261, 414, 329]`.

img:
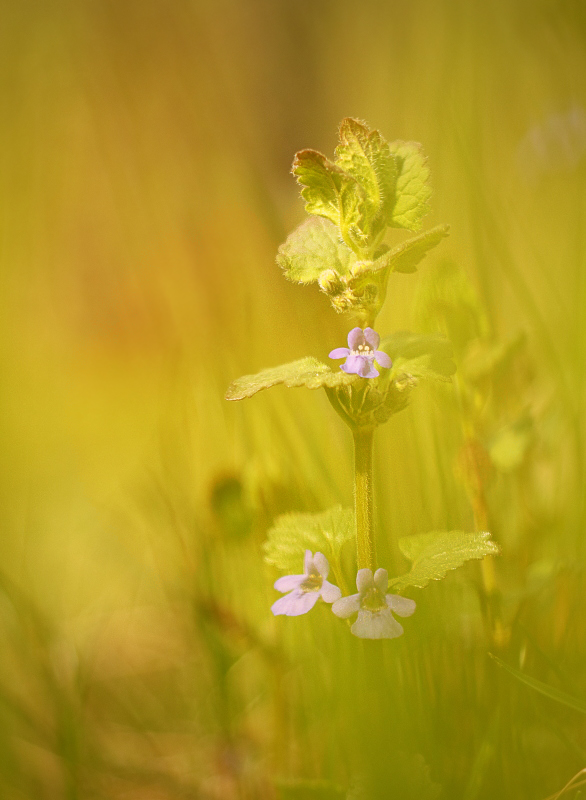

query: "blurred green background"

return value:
[1, 0, 586, 797]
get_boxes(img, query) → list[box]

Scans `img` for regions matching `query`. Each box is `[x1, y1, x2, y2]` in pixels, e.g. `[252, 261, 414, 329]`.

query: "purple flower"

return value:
[329, 327, 392, 379]
[332, 568, 416, 639]
[271, 550, 342, 616]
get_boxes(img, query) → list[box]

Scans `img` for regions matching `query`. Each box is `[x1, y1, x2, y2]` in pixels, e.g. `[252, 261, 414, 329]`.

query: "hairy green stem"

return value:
[353, 427, 376, 571]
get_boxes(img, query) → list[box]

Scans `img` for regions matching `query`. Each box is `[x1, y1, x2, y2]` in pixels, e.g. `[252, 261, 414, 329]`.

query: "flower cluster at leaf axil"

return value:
[272, 551, 416, 640]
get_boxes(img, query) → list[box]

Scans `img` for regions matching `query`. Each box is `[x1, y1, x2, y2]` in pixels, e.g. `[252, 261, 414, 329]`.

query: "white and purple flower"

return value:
[332, 568, 415, 639]
[329, 327, 392, 379]
[271, 550, 342, 616]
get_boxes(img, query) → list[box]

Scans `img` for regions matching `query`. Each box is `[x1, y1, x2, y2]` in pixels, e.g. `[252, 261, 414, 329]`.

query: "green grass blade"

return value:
[489, 654, 586, 714]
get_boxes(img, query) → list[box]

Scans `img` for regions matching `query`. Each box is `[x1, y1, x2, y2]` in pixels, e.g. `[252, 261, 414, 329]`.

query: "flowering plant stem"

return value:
[353, 427, 376, 571]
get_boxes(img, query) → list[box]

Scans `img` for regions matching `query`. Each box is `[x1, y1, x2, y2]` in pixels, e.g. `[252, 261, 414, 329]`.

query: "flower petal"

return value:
[374, 568, 389, 593]
[363, 328, 380, 350]
[341, 354, 367, 376]
[351, 608, 404, 639]
[386, 594, 416, 617]
[312, 551, 329, 579]
[347, 327, 365, 350]
[274, 574, 305, 592]
[331, 593, 361, 618]
[359, 355, 379, 378]
[303, 549, 313, 574]
[374, 350, 392, 369]
[271, 589, 320, 616]
[320, 580, 342, 603]
[329, 347, 350, 360]
[359, 361, 379, 379]
[356, 568, 374, 593]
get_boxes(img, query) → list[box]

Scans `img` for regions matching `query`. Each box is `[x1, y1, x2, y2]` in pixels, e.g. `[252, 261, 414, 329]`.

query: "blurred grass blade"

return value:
[463, 711, 499, 800]
[543, 769, 586, 800]
[489, 655, 586, 714]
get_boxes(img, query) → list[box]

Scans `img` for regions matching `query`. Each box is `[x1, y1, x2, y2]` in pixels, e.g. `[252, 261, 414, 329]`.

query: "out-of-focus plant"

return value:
[226, 119, 499, 641]
[415, 259, 550, 645]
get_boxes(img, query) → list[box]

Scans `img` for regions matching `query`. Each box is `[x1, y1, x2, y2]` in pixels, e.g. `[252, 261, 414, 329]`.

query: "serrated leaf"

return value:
[328, 226, 448, 322]
[380, 331, 456, 382]
[388, 141, 431, 230]
[225, 357, 358, 401]
[389, 531, 500, 591]
[264, 506, 354, 574]
[292, 149, 364, 245]
[276, 217, 355, 284]
[384, 224, 450, 274]
[334, 118, 397, 236]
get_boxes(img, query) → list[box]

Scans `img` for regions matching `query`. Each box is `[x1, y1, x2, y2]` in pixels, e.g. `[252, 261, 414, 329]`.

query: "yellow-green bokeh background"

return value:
[1, 0, 586, 797]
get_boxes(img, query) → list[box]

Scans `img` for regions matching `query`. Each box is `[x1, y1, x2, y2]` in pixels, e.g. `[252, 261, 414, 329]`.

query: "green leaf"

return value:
[309, 224, 448, 323]
[292, 149, 364, 247]
[380, 331, 456, 382]
[276, 217, 355, 284]
[334, 117, 397, 236]
[389, 531, 500, 592]
[225, 357, 358, 401]
[389, 141, 431, 230]
[384, 224, 450, 274]
[264, 506, 355, 574]
[323, 225, 449, 321]
[489, 654, 586, 714]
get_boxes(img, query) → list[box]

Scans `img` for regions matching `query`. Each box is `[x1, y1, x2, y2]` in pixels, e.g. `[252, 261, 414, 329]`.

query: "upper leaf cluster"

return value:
[278, 118, 448, 325]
